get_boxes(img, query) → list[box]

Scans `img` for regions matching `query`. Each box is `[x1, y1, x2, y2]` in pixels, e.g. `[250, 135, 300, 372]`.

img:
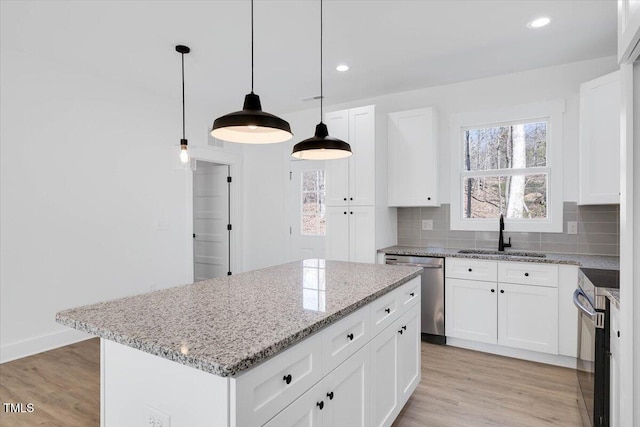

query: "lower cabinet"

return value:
[398, 306, 421, 403]
[445, 278, 497, 344]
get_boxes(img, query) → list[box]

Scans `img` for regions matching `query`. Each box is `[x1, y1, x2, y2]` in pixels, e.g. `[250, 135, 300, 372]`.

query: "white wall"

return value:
[0, 47, 239, 362]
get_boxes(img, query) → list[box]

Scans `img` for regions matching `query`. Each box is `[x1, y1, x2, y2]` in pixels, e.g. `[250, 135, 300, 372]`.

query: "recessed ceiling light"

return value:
[527, 17, 551, 29]
[336, 64, 349, 72]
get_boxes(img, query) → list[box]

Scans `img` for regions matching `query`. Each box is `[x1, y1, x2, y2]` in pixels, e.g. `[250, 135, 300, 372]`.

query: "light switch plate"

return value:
[145, 404, 170, 427]
[567, 221, 578, 235]
[422, 220, 433, 231]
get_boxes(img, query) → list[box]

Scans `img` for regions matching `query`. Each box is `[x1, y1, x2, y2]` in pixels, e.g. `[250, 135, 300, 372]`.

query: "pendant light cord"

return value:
[251, 0, 254, 93]
[320, 0, 323, 122]
[181, 51, 186, 140]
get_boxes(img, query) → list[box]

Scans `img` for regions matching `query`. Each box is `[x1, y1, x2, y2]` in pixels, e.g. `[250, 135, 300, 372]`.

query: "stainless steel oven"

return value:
[575, 268, 618, 427]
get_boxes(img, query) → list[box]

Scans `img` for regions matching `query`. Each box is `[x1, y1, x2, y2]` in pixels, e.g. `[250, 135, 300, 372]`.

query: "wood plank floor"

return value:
[0, 339, 583, 426]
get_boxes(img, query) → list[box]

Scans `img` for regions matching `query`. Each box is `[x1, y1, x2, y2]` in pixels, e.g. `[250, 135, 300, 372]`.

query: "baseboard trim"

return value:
[1, 329, 92, 364]
[447, 337, 578, 369]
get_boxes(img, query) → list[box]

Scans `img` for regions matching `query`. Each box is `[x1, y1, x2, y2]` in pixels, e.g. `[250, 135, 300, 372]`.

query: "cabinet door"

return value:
[325, 110, 350, 206]
[325, 207, 349, 262]
[578, 71, 620, 205]
[388, 108, 438, 207]
[497, 283, 558, 354]
[263, 381, 324, 427]
[610, 304, 620, 427]
[397, 304, 421, 406]
[370, 322, 399, 427]
[445, 278, 497, 344]
[349, 206, 375, 264]
[323, 346, 370, 427]
[348, 105, 376, 206]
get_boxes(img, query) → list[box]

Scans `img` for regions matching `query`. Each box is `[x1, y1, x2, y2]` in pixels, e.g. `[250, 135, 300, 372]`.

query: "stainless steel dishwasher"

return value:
[385, 254, 445, 344]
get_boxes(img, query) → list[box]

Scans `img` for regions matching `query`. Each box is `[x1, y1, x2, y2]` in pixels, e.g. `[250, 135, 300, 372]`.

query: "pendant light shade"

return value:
[211, 92, 292, 144]
[291, 0, 351, 160]
[291, 123, 352, 159]
[211, 0, 292, 144]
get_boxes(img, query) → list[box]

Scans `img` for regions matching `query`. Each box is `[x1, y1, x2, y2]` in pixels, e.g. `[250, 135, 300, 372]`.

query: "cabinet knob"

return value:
[468, 268, 472, 272]
[283, 374, 292, 385]
[491, 289, 495, 293]
[350, 211, 353, 215]
[350, 197, 353, 201]
[385, 308, 391, 314]
[427, 197, 431, 201]
[326, 391, 334, 400]
[347, 333, 354, 341]
[524, 272, 529, 277]
[617, 331, 620, 338]
[317, 401, 324, 410]
[398, 329, 404, 335]
[409, 292, 415, 297]
[402, 325, 407, 331]
[344, 197, 347, 201]
[500, 289, 505, 294]
[344, 211, 347, 215]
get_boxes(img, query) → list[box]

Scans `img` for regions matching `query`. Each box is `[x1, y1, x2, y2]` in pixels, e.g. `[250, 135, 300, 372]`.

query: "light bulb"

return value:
[248, 125, 258, 130]
[180, 147, 189, 163]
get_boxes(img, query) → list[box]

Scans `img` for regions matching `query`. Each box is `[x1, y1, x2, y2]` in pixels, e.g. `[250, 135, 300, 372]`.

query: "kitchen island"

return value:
[56, 259, 422, 427]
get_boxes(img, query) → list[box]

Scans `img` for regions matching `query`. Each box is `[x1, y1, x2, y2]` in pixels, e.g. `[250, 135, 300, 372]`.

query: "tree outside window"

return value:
[301, 170, 326, 236]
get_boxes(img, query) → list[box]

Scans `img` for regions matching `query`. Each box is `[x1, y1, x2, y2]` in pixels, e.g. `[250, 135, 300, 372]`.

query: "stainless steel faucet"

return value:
[498, 214, 511, 252]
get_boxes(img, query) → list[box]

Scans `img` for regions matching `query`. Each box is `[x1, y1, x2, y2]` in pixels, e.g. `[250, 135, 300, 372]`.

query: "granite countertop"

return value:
[56, 260, 421, 377]
[379, 245, 619, 270]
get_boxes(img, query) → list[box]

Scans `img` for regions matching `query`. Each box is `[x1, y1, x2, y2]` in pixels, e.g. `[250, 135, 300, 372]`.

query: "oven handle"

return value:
[573, 288, 605, 329]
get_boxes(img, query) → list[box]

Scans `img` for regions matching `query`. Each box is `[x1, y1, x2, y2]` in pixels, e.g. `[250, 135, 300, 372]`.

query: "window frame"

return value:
[449, 100, 565, 232]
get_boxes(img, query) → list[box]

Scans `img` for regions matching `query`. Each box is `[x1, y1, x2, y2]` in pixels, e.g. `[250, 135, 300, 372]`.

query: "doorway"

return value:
[289, 159, 326, 261]
[192, 160, 231, 281]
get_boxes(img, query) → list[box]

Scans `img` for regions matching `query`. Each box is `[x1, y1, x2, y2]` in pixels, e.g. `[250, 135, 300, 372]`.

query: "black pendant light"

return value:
[291, 0, 352, 160]
[176, 44, 190, 164]
[211, 0, 292, 144]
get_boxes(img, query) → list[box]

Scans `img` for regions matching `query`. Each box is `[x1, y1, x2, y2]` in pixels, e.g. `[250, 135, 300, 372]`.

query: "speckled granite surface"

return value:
[607, 289, 620, 309]
[380, 246, 619, 270]
[56, 260, 421, 377]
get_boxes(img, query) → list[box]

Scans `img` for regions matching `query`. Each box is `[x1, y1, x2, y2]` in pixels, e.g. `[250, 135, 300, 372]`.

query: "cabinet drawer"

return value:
[446, 258, 497, 282]
[370, 289, 401, 336]
[322, 306, 370, 375]
[498, 262, 558, 287]
[233, 331, 322, 427]
[396, 277, 420, 309]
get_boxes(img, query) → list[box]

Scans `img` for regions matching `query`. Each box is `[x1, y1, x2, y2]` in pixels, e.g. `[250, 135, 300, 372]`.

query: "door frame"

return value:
[185, 145, 243, 282]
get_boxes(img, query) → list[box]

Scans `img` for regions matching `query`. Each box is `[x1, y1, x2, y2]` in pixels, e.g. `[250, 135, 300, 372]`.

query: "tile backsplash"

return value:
[397, 202, 619, 256]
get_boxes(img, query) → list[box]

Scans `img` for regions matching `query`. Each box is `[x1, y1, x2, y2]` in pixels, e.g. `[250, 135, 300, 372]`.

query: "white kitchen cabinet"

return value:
[326, 206, 375, 264]
[263, 381, 324, 427]
[370, 316, 399, 427]
[388, 107, 439, 207]
[325, 106, 375, 207]
[610, 302, 621, 427]
[497, 282, 558, 354]
[397, 305, 420, 404]
[578, 71, 621, 205]
[445, 278, 498, 344]
[618, 0, 640, 63]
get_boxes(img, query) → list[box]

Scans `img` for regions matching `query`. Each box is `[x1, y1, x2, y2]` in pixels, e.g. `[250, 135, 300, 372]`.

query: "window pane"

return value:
[301, 169, 326, 236]
[463, 174, 547, 219]
[464, 121, 547, 171]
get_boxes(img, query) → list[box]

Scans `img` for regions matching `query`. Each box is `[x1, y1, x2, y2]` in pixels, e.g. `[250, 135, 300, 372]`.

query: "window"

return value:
[302, 259, 326, 312]
[451, 101, 564, 232]
[301, 170, 326, 236]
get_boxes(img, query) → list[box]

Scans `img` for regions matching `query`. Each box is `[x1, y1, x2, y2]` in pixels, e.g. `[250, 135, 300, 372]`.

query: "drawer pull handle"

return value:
[500, 290, 505, 294]
[398, 329, 404, 335]
[283, 374, 292, 385]
[524, 272, 529, 277]
[468, 268, 473, 272]
[617, 331, 620, 338]
[326, 391, 334, 400]
[491, 289, 495, 293]
[317, 401, 324, 410]
[409, 292, 415, 297]
[347, 333, 354, 341]
[385, 308, 391, 314]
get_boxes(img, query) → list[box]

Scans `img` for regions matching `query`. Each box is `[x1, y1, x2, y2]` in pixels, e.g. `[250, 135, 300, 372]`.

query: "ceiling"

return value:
[1, 1, 617, 117]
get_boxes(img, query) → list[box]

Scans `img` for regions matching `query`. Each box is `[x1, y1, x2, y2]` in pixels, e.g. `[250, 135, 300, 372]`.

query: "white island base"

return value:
[100, 277, 421, 427]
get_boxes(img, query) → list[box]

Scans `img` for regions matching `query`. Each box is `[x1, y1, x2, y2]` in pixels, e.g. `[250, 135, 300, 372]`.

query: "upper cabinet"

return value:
[387, 107, 439, 207]
[578, 71, 621, 205]
[325, 105, 376, 206]
[618, 0, 640, 63]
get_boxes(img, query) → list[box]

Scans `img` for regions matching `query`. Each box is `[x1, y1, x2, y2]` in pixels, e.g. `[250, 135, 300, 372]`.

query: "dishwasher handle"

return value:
[573, 288, 604, 329]
[386, 261, 443, 268]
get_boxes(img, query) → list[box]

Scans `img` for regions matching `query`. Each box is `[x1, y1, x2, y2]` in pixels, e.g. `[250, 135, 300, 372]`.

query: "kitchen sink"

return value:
[457, 249, 546, 258]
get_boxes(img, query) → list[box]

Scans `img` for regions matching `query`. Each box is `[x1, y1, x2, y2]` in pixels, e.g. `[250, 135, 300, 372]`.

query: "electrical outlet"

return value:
[145, 405, 170, 427]
[567, 221, 578, 235]
[421, 220, 433, 231]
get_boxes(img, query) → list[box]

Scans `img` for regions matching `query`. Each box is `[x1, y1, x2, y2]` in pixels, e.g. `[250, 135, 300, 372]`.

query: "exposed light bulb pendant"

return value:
[291, 0, 351, 160]
[176, 45, 190, 164]
[211, 0, 292, 144]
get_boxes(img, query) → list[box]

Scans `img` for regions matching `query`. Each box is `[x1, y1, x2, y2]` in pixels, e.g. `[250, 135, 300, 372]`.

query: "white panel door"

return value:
[325, 207, 349, 262]
[349, 206, 375, 264]
[325, 110, 350, 206]
[323, 345, 370, 427]
[348, 105, 376, 206]
[388, 108, 438, 206]
[290, 160, 326, 261]
[397, 304, 420, 405]
[445, 278, 497, 344]
[193, 162, 229, 281]
[263, 381, 324, 427]
[370, 323, 399, 427]
[497, 282, 558, 354]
